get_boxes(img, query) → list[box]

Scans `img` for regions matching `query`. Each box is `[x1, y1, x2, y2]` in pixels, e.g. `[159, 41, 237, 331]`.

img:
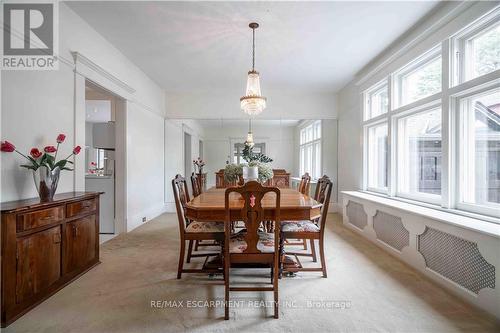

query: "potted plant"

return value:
[192, 157, 206, 189]
[1, 134, 81, 201]
[224, 143, 274, 184]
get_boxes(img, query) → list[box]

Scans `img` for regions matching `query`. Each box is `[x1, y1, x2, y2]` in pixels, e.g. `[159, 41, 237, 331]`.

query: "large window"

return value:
[397, 107, 442, 202]
[453, 8, 500, 84]
[458, 87, 500, 216]
[362, 7, 500, 220]
[366, 123, 388, 191]
[364, 81, 388, 120]
[299, 120, 321, 179]
[394, 46, 442, 107]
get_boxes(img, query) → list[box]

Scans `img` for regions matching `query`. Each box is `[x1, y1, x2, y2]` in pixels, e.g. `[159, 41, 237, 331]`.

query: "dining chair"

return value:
[190, 172, 202, 197]
[172, 174, 224, 278]
[285, 172, 312, 250]
[223, 181, 281, 320]
[298, 172, 311, 195]
[282, 175, 333, 277]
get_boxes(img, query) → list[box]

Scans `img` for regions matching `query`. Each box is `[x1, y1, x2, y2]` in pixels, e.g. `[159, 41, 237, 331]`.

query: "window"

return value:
[453, 8, 500, 84]
[366, 123, 388, 191]
[394, 46, 442, 107]
[361, 8, 500, 221]
[299, 120, 321, 179]
[458, 87, 500, 215]
[397, 107, 442, 202]
[364, 81, 388, 120]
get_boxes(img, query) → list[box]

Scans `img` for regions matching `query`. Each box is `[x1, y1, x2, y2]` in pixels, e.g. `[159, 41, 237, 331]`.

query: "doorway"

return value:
[84, 80, 125, 241]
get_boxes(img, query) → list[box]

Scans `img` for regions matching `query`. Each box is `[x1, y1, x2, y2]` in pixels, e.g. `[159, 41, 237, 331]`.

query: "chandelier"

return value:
[245, 118, 255, 147]
[240, 22, 266, 116]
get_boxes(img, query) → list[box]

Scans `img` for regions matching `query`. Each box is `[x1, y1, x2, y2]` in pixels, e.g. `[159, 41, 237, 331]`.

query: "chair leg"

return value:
[310, 239, 317, 263]
[319, 237, 327, 278]
[186, 240, 194, 263]
[224, 261, 230, 320]
[177, 239, 185, 279]
[194, 240, 199, 251]
[303, 238, 307, 250]
[273, 256, 279, 319]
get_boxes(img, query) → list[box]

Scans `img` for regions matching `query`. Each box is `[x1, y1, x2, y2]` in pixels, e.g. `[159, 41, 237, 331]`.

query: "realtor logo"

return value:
[1, 1, 58, 70]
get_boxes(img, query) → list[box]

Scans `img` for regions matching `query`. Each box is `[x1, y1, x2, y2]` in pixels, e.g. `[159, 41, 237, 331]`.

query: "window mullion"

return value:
[441, 39, 452, 209]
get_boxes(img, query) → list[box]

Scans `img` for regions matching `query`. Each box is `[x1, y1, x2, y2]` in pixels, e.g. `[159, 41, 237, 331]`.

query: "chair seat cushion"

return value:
[282, 220, 320, 233]
[186, 221, 224, 233]
[229, 232, 275, 253]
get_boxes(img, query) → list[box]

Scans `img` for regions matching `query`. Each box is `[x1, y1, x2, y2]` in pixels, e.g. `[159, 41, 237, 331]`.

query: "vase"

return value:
[33, 166, 60, 202]
[242, 166, 259, 182]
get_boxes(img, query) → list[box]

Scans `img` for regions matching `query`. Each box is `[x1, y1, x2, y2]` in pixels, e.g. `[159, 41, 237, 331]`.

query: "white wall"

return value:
[1, 3, 166, 232]
[165, 90, 338, 120]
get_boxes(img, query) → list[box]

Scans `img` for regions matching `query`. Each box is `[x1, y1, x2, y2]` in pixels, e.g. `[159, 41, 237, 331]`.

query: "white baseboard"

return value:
[127, 203, 168, 232]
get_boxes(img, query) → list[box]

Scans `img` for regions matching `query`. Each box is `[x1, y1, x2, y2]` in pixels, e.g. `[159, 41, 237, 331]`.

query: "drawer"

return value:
[66, 198, 97, 218]
[17, 206, 65, 232]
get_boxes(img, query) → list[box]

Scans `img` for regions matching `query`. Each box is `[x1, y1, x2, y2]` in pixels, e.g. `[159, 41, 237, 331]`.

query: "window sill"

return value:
[341, 190, 500, 239]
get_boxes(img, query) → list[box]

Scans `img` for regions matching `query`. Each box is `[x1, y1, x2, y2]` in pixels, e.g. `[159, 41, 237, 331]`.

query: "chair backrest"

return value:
[314, 175, 333, 230]
[298, 173, 311, 195]
[172, 174, 191, 233]
[225, 181, 280, 254]
[191, 172, 202, 197]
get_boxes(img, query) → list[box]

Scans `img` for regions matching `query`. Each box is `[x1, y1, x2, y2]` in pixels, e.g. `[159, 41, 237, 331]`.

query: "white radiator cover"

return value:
[342, 191, 500, 319]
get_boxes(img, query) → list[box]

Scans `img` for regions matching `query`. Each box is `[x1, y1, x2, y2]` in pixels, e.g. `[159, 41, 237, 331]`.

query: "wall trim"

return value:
[72, 52, 136, 97]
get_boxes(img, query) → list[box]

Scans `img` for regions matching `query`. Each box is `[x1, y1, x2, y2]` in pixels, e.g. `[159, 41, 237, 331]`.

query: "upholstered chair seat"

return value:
[281, 220, 320, 233]
[186, 221, 224, 233]
[229, 232, 275, 253]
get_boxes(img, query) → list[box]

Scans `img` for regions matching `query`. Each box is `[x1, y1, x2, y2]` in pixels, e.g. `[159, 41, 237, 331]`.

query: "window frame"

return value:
[361, 7, 500, 222]
[393, 44, 442, 108]
[364, 119, 389, 194]
[453, 82, 500, 217]
[363, 79, 389, 121]
[451, 7, 500, 86]
[299, 120, 322, 180]
[395, 104, 443, 205]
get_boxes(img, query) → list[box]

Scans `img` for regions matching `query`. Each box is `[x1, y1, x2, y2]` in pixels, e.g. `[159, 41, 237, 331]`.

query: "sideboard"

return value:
[1, 192, 102, 327]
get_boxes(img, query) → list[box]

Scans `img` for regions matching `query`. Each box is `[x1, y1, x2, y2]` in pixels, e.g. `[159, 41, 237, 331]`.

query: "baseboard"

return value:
[127, 203, 168, 232]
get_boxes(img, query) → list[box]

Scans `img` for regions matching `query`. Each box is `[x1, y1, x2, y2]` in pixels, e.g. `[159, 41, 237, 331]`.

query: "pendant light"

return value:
[240, 22, 267, 116]
[245, 118, 255, 147]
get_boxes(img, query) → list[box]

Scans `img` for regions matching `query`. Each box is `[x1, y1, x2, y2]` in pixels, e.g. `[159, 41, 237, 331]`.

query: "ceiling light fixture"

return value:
[240, 22, 266, 116]
[245, 118, 255, 147]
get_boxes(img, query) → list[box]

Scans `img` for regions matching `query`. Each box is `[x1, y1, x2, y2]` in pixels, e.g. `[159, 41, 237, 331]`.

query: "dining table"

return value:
[185, 186, 323, 273]
[185, 187, 323, 222]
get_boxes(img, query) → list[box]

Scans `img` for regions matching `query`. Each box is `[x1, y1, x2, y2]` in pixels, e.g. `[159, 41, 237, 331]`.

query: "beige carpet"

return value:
[4, 214, 499, 333]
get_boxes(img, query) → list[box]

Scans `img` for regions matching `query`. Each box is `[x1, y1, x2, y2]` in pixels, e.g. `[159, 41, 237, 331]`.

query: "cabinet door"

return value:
[65, 215, 96, 273]
[16, 226, 62, 304]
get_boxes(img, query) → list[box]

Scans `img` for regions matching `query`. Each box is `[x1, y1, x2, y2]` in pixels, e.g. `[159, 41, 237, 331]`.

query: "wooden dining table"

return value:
[185, 187, 323, 272]
[185, 187, 322, 222]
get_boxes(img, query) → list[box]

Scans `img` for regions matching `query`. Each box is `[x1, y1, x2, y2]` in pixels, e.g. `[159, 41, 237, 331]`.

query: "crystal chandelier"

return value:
[240, 22, 266, 116]
[245, 118, 255, 147]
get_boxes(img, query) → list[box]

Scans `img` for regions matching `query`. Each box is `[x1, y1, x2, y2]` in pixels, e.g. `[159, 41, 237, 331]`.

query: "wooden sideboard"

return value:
[215, 169, 290, 188]
[1, 192, 102, 327]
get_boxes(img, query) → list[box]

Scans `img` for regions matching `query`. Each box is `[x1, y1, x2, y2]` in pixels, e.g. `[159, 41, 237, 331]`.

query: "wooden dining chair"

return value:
[190, 172, 202, 197]
[285, 172, 312, 250]
[298, 172, 311, 195]
[282, 175, 333, 277]
[223, 181, 281, 320]
[172, 174, 224, 279]
[190, 172, 217, 252]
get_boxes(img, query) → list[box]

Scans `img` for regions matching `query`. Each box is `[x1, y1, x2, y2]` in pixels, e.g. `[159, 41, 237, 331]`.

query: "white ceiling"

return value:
[67, 1, 439, 93]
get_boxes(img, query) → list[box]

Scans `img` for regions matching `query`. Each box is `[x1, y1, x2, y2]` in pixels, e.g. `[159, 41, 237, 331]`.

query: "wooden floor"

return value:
[4, 213, 499, 333]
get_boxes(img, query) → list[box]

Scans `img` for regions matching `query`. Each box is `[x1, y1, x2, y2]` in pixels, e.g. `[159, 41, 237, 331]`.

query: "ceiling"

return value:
[67, 1, 439, 93]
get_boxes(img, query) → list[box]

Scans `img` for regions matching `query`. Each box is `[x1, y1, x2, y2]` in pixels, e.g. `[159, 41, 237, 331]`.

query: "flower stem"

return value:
[54, 142, 60, 161]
